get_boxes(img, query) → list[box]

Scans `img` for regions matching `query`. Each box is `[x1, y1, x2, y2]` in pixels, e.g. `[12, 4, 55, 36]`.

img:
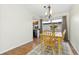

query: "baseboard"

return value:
[0, 40, 32, 54]
[70, 40, 79, 55]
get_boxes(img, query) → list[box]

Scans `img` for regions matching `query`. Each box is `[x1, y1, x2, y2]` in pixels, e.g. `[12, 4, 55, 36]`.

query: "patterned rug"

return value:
[27, 42, 73, 55]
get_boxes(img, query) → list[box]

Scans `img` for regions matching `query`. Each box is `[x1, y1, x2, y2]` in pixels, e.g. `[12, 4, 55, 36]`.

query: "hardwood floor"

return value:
[1, 38, 77, 55]
[2, 38, 39, 55]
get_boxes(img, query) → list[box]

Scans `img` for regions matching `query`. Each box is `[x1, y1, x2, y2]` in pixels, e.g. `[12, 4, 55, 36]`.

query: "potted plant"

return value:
[50, 24, 58, 33]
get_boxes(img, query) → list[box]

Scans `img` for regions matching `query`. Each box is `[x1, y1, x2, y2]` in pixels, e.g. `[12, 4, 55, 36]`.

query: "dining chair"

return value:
[40, 31, 56, 54]
[57, 29, 66, 54]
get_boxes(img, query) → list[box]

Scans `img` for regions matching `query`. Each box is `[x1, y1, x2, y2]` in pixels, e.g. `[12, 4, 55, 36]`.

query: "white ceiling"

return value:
[25, 4, 72, 19]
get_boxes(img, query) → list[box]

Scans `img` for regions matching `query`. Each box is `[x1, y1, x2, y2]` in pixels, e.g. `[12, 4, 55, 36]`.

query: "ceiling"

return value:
[26, 4, 72, 19]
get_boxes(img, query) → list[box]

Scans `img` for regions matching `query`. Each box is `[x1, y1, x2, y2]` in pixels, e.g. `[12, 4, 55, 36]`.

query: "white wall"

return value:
[0, 5, 33, 54]
[70, 5, 79, 54]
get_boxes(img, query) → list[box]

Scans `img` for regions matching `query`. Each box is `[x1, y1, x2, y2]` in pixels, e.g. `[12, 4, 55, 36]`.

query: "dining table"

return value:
[40, 31, 63, 54]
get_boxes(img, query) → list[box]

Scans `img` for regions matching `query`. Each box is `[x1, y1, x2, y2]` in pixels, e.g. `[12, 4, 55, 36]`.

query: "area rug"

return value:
[27, 42, 73, 55]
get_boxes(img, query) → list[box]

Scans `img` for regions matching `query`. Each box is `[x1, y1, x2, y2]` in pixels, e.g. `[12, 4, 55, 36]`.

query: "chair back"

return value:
[62, 29, 66, 41]
[40, 31, 55, 49]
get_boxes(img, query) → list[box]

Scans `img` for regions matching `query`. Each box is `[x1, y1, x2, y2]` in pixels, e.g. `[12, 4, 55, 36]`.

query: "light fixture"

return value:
[43, 5, 58, 33]
[45, 11, 48, 16]
[44, 5, 52, 20]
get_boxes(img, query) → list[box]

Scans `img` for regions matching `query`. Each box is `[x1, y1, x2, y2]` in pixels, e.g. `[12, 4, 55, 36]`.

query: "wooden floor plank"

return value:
[2, 38, 39, 55]
[1, 38, 77, 55]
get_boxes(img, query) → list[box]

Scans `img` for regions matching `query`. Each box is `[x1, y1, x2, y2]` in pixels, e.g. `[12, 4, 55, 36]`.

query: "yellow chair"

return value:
[40, 31, 56, 53]
[62, 29, 66, 41]
[57, 29, 66, 54]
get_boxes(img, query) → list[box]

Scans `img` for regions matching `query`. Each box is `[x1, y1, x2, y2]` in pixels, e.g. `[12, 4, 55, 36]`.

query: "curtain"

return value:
[62, 16, 68, 42]
[40, 19, 43, 33]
